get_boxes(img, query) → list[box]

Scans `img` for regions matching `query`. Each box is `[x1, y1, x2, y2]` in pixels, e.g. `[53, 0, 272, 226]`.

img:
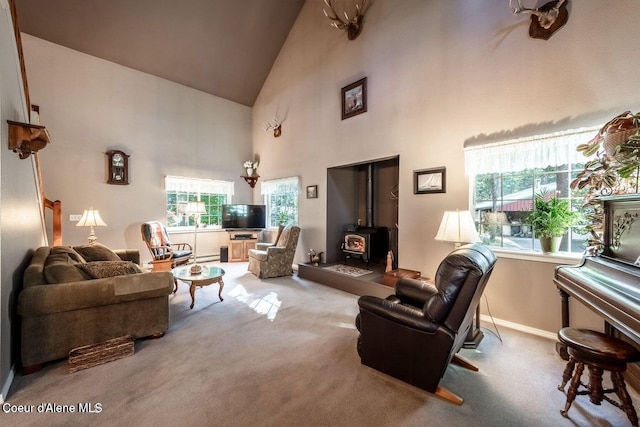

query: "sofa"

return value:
[17, 244, 174, 372]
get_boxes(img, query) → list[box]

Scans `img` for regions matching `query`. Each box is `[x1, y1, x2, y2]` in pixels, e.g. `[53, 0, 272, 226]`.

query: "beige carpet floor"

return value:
[3, 262, 638, 427]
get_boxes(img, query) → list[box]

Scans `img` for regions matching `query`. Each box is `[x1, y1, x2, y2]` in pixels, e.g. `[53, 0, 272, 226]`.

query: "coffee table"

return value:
[172, 265, 225, 309]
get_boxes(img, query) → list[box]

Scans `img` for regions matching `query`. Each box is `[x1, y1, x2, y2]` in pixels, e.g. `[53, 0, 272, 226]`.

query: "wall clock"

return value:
[106, 150, 129, 185]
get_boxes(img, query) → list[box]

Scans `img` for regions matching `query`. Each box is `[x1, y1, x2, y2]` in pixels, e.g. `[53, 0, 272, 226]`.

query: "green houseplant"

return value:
[524, 193, 580, 253]
[570, 111, 640, 254]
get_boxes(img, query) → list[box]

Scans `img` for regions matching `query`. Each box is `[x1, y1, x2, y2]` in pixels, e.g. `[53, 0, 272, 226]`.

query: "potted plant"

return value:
[570, 111, 640, 254]
[524, 192, 580, 253]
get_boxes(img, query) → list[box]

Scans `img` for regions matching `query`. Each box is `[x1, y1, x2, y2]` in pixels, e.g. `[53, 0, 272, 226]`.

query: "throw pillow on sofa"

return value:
[43, 251, 91, 284]
[50, 246, 86, 263]
[73, 243, 122, 262]
[76, 261, 144, 279]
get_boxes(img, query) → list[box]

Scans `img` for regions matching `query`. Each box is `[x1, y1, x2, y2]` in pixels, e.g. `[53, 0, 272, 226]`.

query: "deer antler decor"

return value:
[510, 0, 569, 40]
[263, 118, 282, 138]
[323, 0, 369, 40]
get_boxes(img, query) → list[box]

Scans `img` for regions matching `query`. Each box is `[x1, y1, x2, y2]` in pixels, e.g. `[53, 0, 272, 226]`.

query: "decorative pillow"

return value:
[76, 261, 143, 279]
[73, 243, 121, 262]
[50, 246, 86, 263]
[44, 253, 90, 284]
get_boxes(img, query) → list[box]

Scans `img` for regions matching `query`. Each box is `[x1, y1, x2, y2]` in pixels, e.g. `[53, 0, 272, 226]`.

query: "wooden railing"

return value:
[43, 198, 62, 246]
[9, 0, 62, 245]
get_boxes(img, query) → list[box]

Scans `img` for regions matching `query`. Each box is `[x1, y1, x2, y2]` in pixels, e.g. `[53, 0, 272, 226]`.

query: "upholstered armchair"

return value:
[248, 225, 300, 279]
[141, 221, 193, 272]
[355, 243, 496, 405]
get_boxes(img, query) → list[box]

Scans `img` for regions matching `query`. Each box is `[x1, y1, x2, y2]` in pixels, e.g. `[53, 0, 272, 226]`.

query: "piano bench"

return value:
[557, 327, 640, 427]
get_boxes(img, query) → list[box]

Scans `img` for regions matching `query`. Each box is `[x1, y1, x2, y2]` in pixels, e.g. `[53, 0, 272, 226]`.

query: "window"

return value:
[464, 127, 599, 254]
[261, 177, 299, 227]
[165, 176, 234, 229]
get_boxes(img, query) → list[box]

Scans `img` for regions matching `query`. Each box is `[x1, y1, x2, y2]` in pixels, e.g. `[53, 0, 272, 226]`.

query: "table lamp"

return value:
[184, 201, 207, 274]
[75, 207, 107, 244]
[434, 210, 481, 247]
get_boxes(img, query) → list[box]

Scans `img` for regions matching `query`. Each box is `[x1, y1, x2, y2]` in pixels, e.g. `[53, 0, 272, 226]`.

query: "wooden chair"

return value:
[141, 221, 193, 278]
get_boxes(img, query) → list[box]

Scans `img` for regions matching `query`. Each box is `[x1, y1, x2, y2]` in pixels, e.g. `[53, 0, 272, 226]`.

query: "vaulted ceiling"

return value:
[15, 0, 306, 107]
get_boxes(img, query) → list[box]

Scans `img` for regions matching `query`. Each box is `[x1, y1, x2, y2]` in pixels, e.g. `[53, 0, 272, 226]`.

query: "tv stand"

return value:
[227, 230, 259, 262]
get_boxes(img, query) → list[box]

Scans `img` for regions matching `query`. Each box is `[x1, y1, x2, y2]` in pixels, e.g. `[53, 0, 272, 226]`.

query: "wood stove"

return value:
[340, 163, 389, 266]
[342, 226, 388, 266]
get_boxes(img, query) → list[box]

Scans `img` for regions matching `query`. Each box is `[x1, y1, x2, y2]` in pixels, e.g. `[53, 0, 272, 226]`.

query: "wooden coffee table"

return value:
[172, 265, 225, 309]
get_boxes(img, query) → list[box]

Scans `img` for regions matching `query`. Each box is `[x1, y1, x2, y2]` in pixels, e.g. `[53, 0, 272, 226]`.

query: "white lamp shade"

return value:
[184, 201, 206, 216]
[75, 208, 107, 227]
[435, 210, 481, 245]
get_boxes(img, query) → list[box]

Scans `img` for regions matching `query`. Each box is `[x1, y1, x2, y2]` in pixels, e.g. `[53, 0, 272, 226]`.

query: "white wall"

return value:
[0, 0, 47, 401]
[21, 34, 254, 264]
[253, 0, 640, 333]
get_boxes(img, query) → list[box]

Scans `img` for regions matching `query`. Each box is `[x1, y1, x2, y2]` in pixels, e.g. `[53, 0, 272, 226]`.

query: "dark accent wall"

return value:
[326, 156, 399, 264]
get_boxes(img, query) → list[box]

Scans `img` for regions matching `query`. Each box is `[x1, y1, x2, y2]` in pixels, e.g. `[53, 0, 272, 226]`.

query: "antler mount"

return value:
[323, 0, 368, 40]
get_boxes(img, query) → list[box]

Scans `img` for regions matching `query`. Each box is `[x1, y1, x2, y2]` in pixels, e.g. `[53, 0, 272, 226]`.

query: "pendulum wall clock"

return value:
[106, 150, 129, 185]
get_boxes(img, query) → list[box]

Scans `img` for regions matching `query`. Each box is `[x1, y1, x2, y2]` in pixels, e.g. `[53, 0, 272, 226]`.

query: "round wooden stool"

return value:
[557, 327, 640, 427]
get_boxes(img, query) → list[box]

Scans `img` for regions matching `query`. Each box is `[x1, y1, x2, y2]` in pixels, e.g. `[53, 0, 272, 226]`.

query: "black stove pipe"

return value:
[366, 163, 374, 228]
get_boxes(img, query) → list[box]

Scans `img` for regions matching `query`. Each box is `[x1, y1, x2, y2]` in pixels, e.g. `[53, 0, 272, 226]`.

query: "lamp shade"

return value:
[435, 210, 481, 245]
[184, 201, 206, 216]
[75, 207, 107, 227]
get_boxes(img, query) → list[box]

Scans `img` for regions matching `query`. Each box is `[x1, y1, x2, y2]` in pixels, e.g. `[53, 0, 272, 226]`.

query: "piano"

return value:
[555, 195, 640, 388]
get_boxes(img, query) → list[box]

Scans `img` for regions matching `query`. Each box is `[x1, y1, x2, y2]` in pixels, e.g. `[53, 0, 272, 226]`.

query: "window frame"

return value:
[261, 176, 299, 228]
[465, 126, 599, 261]
[164, 176, 234, 232]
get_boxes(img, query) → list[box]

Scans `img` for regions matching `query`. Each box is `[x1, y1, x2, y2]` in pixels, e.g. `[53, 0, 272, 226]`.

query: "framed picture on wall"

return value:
[341, 77, 367, 120]
[414, 167, 446, 194]
[306, 185, 318, 199]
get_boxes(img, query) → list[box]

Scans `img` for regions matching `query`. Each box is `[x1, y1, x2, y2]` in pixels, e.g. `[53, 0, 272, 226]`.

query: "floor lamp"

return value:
[434, 210, 485, 348]
[184, 201, 206, 274]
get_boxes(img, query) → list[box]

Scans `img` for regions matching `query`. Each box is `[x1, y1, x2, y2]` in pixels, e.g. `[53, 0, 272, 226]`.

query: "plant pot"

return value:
[539, 236, 562, 253]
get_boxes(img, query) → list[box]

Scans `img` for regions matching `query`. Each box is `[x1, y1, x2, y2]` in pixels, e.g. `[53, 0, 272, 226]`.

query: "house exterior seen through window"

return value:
[465, 127, 599, 254]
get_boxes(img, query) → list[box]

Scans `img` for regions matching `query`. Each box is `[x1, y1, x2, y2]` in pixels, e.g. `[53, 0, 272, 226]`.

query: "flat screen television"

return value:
[221, 204, 266, 229]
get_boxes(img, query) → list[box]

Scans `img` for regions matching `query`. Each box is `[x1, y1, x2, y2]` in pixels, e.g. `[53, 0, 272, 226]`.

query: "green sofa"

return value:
[17, 244, 173, 372]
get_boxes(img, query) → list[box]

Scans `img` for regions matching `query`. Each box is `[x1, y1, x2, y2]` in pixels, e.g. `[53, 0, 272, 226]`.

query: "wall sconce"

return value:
[7, 120, 51, 159]
[76, 207, 107, 244]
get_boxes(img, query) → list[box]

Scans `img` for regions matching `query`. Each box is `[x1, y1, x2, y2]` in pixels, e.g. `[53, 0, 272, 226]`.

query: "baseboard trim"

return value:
[0, 364, 15, 403]
[480, 314, 557, 341]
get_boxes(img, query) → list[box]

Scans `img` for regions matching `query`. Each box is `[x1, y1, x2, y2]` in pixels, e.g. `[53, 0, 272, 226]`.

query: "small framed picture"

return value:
[414, 167, 446, 194]
[306, 185, 318, 199]
[341, 77, 367, 120]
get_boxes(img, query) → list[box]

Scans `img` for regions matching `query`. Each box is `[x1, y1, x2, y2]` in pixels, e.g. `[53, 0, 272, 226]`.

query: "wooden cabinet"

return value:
[228, 231, 258, 262]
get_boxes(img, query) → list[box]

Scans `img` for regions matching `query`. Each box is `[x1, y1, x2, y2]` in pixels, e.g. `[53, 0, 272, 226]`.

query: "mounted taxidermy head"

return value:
[510, 0, 569, 40]
[263, 118, 282, 138]
[322, 0, 369, 40]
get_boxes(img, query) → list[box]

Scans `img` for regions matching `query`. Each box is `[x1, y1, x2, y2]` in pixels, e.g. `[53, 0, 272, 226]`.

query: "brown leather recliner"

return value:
[355, 243, 496, 405]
